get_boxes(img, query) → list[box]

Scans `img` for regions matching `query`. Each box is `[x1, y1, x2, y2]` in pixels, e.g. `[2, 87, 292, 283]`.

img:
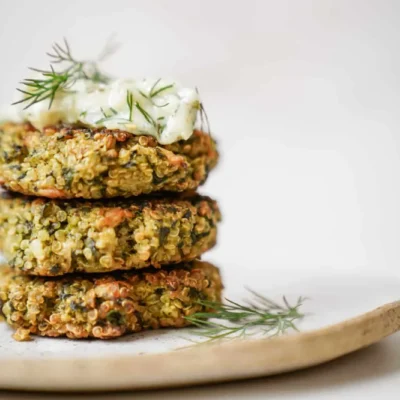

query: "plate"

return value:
[1, 270, 399, 392]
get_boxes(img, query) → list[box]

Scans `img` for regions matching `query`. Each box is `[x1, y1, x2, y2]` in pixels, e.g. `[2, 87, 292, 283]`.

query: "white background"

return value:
[1, 0, 400, 399]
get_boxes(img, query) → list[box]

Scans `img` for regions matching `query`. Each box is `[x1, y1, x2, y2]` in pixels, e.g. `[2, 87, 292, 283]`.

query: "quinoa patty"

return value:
[0, 122, 218, 199]
[0, 191, 220, 276]
[0, 260, 222, 341]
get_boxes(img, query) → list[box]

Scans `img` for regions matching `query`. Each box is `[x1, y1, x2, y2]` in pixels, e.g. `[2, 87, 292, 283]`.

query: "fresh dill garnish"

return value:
[149, 78, 162, 97]
[13, 65, 72, 109]
[126, 90, 134, 121]
[199, 102, 211, 134]
[150, 83, 174, 98]
[137, 79, 173, 108]
[95, 107, 118, 124]
[13, 38, 115, 110]
[196, 87, 211, 135]
[46, 39, 78, 64]
[150, 81, 173, 107]
[100, 107, 108, 118]
[91, 91, 163, 132]
[135, 101, 156, 126]
[185, 289, 305, 342]
[96, 33, 121, 62]
[139, 90, 148, 99]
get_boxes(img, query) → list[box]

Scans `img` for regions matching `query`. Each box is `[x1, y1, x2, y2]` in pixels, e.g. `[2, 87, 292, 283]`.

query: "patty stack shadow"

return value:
[0, 122, 222, 341]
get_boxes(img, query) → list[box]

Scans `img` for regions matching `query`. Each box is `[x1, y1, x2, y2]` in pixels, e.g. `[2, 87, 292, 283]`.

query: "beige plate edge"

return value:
[1, 301, 400, 392]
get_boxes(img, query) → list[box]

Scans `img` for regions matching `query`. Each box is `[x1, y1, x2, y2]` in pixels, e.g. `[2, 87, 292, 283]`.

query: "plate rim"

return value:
[1, 301, 399, 392]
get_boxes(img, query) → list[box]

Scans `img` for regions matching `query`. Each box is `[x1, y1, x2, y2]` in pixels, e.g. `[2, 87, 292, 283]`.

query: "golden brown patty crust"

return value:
[0, 260, 222, 341]
[0, 191, 220, 276]
[0, 122, 218, 199]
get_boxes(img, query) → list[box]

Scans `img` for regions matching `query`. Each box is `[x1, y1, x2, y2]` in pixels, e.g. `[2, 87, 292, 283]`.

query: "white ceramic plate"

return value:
[1, 266, 399, 392]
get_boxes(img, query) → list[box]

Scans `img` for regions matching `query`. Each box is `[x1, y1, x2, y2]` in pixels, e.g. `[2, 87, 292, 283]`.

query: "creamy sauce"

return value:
[9, 78, 200, 145]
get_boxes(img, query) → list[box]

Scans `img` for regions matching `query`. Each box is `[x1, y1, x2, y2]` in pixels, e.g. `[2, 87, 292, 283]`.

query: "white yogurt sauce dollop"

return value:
[12, 78, 200, 145]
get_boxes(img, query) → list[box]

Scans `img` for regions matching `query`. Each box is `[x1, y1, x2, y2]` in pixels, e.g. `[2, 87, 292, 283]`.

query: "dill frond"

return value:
[185, 289, 306, 343]
[13, 38, 114, 110]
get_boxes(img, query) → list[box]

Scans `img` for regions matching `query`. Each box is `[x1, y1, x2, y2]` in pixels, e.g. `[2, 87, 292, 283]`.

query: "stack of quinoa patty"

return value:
[0, 100, 221, 340]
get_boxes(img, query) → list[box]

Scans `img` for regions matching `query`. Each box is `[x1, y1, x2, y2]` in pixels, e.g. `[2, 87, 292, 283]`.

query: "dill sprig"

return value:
[96, 34, 120, 62]
[13, 66, 72, 110]
[185, 289, 305, 342]
[149, 78, 174, 98]
[91, 90, 166, 134]
[46, 39, 78, 64]
[199, 102, 211, 134]
[126, 90, 134, 121]
[138, 78, 173, 108]
[13, 38, 114, 110]
[135, 101, 156, 126]
[195, 87, 211, 135]
[94, 106, 118, 124]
